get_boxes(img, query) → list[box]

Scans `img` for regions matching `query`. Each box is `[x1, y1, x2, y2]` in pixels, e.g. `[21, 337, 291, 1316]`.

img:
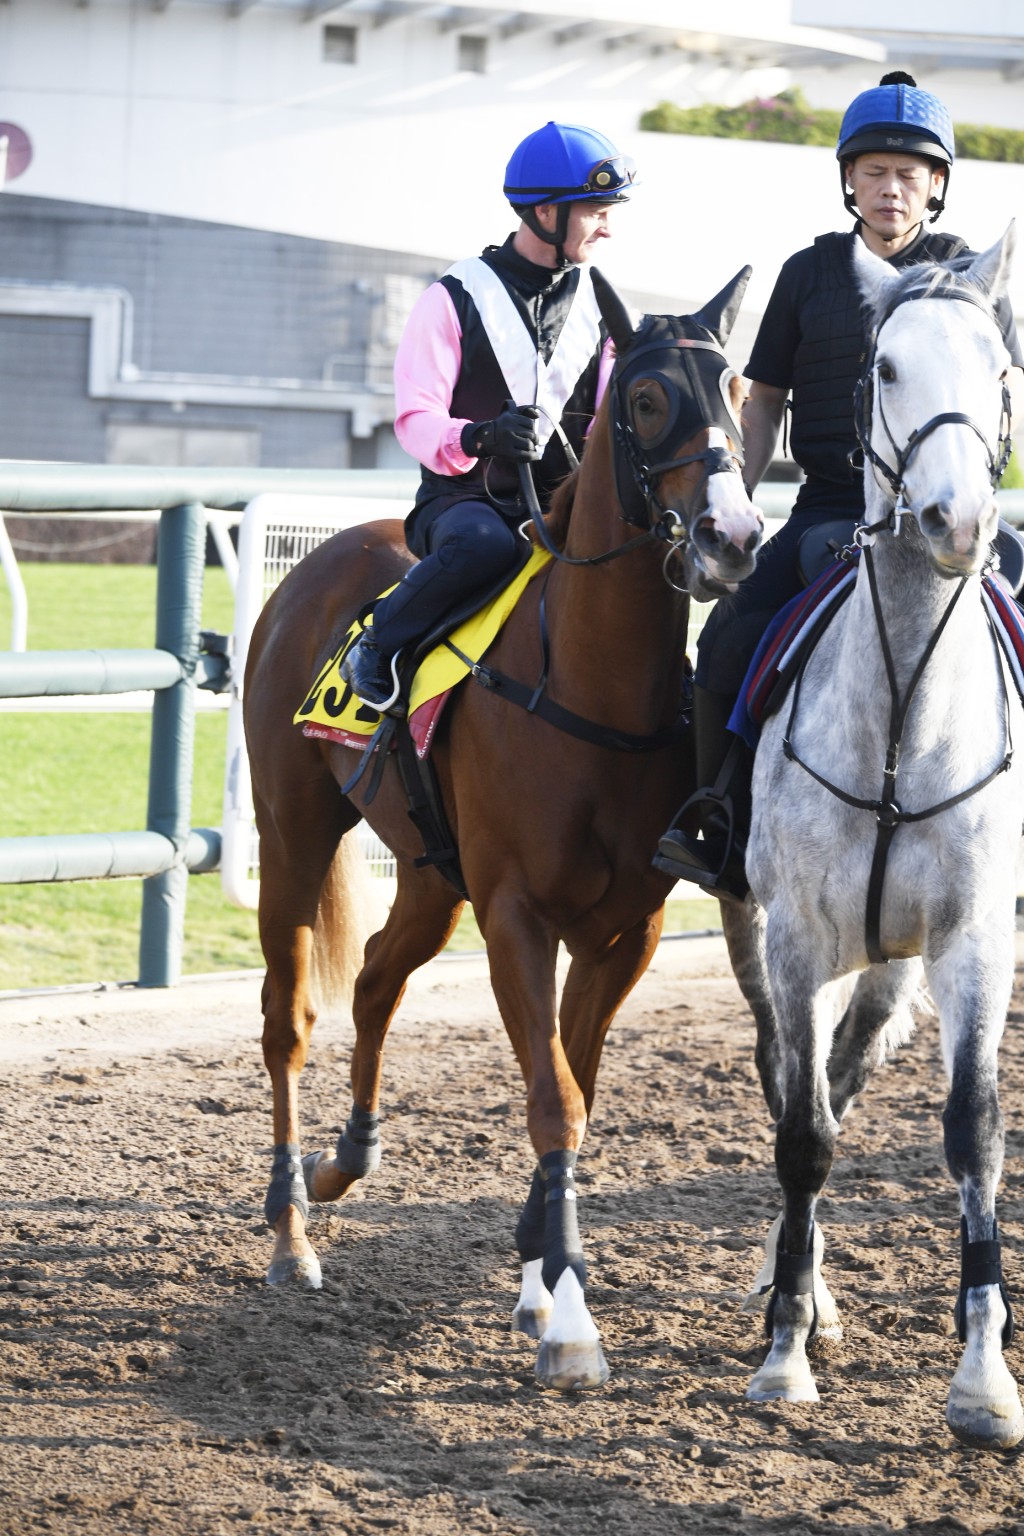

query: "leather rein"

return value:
[458, 324, 745, 754]
[785, 281, 1015, 963]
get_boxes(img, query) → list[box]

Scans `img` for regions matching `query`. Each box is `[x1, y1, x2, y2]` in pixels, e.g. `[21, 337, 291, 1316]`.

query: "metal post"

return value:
[138, 502, 205, 986]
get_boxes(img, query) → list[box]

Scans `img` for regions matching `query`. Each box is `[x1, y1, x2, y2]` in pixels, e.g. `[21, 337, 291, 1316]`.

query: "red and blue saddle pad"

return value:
[728, 550, 1024, 750]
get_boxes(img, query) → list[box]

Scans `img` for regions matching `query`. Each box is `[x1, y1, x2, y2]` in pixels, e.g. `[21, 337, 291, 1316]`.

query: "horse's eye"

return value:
[634, 393, 655, 415]
[877, 361, 896, 384]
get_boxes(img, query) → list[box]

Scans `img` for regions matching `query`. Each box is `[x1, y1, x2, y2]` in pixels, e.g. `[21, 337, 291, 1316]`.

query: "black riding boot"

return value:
[653, 686, 752, 902]
[340, 632, 400, 711]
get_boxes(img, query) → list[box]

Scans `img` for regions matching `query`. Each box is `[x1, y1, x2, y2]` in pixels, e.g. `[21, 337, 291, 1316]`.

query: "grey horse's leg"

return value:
[720, 896, 783, 1122]
[748, 912, 840, 1403]
[927, 932, 1024, 1449]
[827, 958, 923, 1121]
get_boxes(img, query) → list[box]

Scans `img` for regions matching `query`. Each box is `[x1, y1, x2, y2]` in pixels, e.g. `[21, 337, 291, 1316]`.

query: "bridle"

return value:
[519, 315, 746, 573]
[785, 277, 1016, 963]
[853, 279, 1013, 532]
[610, 319, 745, 530]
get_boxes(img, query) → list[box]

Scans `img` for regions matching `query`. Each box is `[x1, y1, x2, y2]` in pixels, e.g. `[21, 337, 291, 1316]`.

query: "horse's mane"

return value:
[541, 464, 580, 549]
[871, 259, 997, 335]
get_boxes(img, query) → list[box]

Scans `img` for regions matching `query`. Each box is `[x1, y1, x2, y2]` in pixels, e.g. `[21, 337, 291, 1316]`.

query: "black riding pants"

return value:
[369, 496, 526, 657]
[694, 505, 831, 699]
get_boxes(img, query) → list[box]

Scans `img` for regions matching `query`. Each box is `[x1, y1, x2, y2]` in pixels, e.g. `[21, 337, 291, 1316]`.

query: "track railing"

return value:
[0, 463, 417, 986]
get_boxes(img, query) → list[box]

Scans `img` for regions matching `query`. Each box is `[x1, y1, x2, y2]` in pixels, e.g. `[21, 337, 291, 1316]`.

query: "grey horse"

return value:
[726, 224, 1024, 1450]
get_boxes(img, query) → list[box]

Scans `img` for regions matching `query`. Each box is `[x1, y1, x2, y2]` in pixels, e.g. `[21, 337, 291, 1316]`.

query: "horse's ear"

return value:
[852, 235, 899, 312]
[591, 267, 637, 354]
[691, 265, 752, 347]
[962, 222, 1016, 302]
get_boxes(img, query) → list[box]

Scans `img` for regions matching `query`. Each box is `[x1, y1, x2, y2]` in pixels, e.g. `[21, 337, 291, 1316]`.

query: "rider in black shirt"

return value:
[655, 72, 1024, 899]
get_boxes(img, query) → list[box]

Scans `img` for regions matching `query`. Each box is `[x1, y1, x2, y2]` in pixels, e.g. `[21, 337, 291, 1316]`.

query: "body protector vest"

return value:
[789, 228, 968, 487]
[417, 245, 605, 509]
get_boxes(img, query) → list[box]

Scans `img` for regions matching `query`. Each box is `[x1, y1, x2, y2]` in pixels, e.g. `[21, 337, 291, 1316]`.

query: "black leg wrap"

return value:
[264, 1142, 308, 1229]
[335, 1103, 382, 1179]
[515, 1166, 546, 1264]
[765, 1224, 818, 1341]
[539, 1150, 586, 1296]
[954, 1217, 1014, 1347]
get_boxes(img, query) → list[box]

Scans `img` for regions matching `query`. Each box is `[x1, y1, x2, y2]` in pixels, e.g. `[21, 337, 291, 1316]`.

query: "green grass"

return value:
[0, 564, 719, 990]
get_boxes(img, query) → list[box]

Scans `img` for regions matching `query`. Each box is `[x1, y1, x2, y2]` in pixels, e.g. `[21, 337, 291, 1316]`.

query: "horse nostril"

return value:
[744, 528, 762, 555]
[692, 517, 726, 555]
[920, 502, 956, 539]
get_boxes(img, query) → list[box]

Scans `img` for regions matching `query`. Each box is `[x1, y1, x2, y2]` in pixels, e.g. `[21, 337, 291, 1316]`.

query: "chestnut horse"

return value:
[243, 268, 764, 1391]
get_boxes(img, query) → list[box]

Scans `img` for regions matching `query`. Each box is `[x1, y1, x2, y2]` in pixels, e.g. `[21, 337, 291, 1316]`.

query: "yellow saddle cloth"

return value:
[294, 548, 551, 757]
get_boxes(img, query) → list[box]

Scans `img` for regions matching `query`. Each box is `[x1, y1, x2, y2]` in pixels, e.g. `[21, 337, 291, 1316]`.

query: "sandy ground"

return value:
[3, 935, 1024, 1535]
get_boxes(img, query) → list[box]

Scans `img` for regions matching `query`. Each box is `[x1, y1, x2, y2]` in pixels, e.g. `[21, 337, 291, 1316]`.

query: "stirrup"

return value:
[340, 635, 403, 714]
[653, 735, 749, 901]
[653, 818, 748, 902]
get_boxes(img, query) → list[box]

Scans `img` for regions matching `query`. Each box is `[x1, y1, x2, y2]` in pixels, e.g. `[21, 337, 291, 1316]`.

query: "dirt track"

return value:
[3, 936, 1024, 1536]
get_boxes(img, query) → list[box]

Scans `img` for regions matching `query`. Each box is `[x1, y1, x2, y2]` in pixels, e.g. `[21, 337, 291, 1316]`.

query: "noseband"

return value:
[853, 281, 1013, 530]
[610, 321, 745, 534]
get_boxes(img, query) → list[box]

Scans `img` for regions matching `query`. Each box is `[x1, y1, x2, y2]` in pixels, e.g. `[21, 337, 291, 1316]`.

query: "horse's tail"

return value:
[309, 829, 387, 1015]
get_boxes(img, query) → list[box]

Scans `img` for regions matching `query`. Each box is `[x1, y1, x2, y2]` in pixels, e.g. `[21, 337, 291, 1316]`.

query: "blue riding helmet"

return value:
[504, 121, 636, 210]
[836, 73, 955, 222]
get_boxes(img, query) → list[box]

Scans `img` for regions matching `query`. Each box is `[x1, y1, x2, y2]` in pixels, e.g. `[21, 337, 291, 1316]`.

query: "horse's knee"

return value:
[775, 1112, 834, 1199]
[943, 1081, 1004, 1185]
[261, 1004, 316, 1076]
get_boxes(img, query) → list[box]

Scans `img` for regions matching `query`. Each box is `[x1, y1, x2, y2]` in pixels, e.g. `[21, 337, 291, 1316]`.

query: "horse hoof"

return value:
[266, 1253, 323, 1290]
[747, 1360, 819, 1403]
[534, 1337, 610, 1393]
[947, 1397, 1024, 1451]
[512, 1304, 552, 1340]
[808, 1320, 844, 1356]
[302, 1151, 328, 1202]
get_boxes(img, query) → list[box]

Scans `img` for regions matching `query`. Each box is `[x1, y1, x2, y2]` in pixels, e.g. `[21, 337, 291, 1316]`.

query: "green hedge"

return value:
[641, 88, 1024, 164]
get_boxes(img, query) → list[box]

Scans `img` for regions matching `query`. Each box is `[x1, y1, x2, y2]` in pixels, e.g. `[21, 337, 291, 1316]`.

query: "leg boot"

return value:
[653, 686, 752, 901]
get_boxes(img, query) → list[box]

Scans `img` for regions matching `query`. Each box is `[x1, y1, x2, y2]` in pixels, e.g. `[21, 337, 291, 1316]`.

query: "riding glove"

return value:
[461, 405, 541, 462]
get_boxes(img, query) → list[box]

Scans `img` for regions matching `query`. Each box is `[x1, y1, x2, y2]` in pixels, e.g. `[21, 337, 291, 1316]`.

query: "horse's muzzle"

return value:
[920, 497, 998, 577]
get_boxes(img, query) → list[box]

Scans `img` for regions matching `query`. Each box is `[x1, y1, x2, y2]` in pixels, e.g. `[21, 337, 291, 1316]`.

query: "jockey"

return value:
[656, 71, 1024, 898]
[340, 120, 636, 710]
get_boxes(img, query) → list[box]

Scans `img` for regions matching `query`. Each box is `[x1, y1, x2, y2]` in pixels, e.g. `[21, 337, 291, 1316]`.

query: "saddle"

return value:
[294, 545, 549, 897]
[732, 528, 1024, 752]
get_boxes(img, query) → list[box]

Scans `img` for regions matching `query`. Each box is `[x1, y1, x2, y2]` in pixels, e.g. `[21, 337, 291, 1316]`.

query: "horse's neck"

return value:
[839, 519, 992, 747]
[545, 452, 689, 730]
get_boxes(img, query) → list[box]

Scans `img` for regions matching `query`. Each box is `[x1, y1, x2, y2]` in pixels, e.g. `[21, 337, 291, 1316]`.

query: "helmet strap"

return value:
[519, 202, 573, 268]
[926, 168, 950, 222]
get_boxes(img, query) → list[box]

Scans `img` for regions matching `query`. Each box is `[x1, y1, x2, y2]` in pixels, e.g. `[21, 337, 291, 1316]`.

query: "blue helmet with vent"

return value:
[504, 121, 636, 211]
[836, 73, 954, 222]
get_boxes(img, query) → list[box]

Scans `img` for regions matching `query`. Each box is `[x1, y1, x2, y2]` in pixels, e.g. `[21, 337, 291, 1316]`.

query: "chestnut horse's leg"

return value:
[256, 770, 359, 1290]
[509, 913, 665, 1349]
[487, 908, 667, 1391]
[303, 864, 465, 1203]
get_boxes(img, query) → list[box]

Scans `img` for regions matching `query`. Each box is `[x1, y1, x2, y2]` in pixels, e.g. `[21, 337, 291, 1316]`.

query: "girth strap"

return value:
[393, 718, 469, 899]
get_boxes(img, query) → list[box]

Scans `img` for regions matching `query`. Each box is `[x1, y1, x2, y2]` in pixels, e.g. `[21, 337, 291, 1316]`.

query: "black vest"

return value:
[790, 228, 968, 487]
[416, 241, 604, 509]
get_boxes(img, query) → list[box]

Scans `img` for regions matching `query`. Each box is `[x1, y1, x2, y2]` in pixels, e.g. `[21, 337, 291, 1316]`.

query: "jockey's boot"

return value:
[653, 685, 751, 902]
[340, 633, 400, 712]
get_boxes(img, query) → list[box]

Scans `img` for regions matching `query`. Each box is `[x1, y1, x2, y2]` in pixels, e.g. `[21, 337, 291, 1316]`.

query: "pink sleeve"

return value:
[595, 337, 614, 414]
[393, 282, 478, 475]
